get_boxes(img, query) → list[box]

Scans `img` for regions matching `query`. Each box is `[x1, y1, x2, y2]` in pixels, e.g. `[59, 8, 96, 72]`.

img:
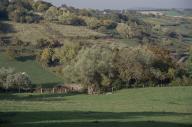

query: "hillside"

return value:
[0, 21, 105, 44]
[0, 0, 191, 92]
[0, 1, 192, 127]
[0, 52, 62, 87]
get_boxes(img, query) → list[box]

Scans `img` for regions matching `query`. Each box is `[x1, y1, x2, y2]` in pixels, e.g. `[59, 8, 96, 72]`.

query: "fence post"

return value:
[64, 89, 67, 93]
[52, 88, 55, 94]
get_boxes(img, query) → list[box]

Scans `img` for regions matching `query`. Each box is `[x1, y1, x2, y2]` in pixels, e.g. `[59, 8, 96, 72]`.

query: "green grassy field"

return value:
[0, 52, 63, 87]
[0, 87, 192, 127]
[164, 10, 192, 17]
[164, 10, 183, 17]
[143, 16, 192, 45]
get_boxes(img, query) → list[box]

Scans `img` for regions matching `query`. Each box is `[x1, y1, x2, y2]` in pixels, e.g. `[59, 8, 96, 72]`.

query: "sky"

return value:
[44, 0, 192, 10]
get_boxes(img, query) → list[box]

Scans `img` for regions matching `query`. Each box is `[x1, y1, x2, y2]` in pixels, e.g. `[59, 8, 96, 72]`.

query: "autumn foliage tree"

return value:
[37, 48, 55, 66]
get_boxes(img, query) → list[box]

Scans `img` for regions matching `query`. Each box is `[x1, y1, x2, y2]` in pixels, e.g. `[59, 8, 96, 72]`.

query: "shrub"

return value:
[55, 41, 81, 65]
[59, 14, 86, 26]
[187, 46, 192, 78]
[114, 46, 154, 86]
[60, 44, 180, 93]
[44, 6, 60, 21]
[37, 48, 55, 66]
[8, 8, 41, 23]
[0, 67, 14, 88]
[45, 6, 85, 25]
[100, 20, 117, 29]
[171, 77, 192, 86]
[116, 23, 134, 38]
[36, 39, 51, 49]
[63, 47, 115, 94]
[83, 17, 101, 29]
[6, 72, 32, 91]
[7, 0, 42, 23]
[5, 48, 18, 59]
[11, 38, 30, 47]
[32, 1, 52, 12]
[113, 45, 176, 87]
[168, 31, 182, 39]
[0, 67, 32, 91]
[66, 17, 86, 26]
[36, 39, 62, 49]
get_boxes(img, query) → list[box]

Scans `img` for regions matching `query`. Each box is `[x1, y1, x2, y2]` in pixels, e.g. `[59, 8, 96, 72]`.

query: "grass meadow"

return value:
[0, 87, 192, 127]
[0, 52, 63, 88]
[1, 21, 105, 44]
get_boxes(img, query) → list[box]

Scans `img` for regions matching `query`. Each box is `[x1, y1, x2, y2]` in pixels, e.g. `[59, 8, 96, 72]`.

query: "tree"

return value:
[55, 41, 80, 65]
[36, 39, 51, 49]
[12, 38, 30, 47]
[0, 67, 32, 91]
[148, 45, 176, 85]
[8, 0, 33, 11]
[116, 23, 134, 38]
[63, 47, 114, 94]
[168, 31, 182, 39]
[78, 9, 92, 17]
[113, 45, 175, 87]
[83, 17, 101, 29]
[5, 48, 18, 59]
[6, 72, 32, 92]
[167, 68, 176, 80]
[8, 8, 25, 22]
[58, 11, 86, 26]
[38, 48, 54, 66]
[113, 46, 155, 87]
[0, 67, 14, 88]
[100, 20, 117, 29]
[33, 1, 52, 12]
[188, 46, 192, 78]
[66, 17, 86, 26]
[44, 6, 60, 21]
[8, 6, 41, 23]
[7, 0, 37, 23]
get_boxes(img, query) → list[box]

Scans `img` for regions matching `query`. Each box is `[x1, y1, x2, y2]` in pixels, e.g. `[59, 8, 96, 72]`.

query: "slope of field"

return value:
[0, 52, 63, 87]
[1, 21, 105, 44]
[164, 10, 192, 17]
[143, 16, 192, 44]
[164, 10, 183, 17]
[0, 87, 192, 127]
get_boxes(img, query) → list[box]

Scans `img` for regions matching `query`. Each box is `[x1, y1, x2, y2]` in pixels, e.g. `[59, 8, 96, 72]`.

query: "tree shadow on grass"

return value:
[0, 111, 191, 127]
[16, 121, 191, 127]
[0, 92, 80, 101]
[15, 55, 36, 62]
[0, 22, 15, 33]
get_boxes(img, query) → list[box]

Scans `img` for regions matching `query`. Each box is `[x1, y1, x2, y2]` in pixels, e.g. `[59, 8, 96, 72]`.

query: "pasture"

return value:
[0, 52, 63, 88]
[0, 21, 105, 44]
[0, 87, 192, 127]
